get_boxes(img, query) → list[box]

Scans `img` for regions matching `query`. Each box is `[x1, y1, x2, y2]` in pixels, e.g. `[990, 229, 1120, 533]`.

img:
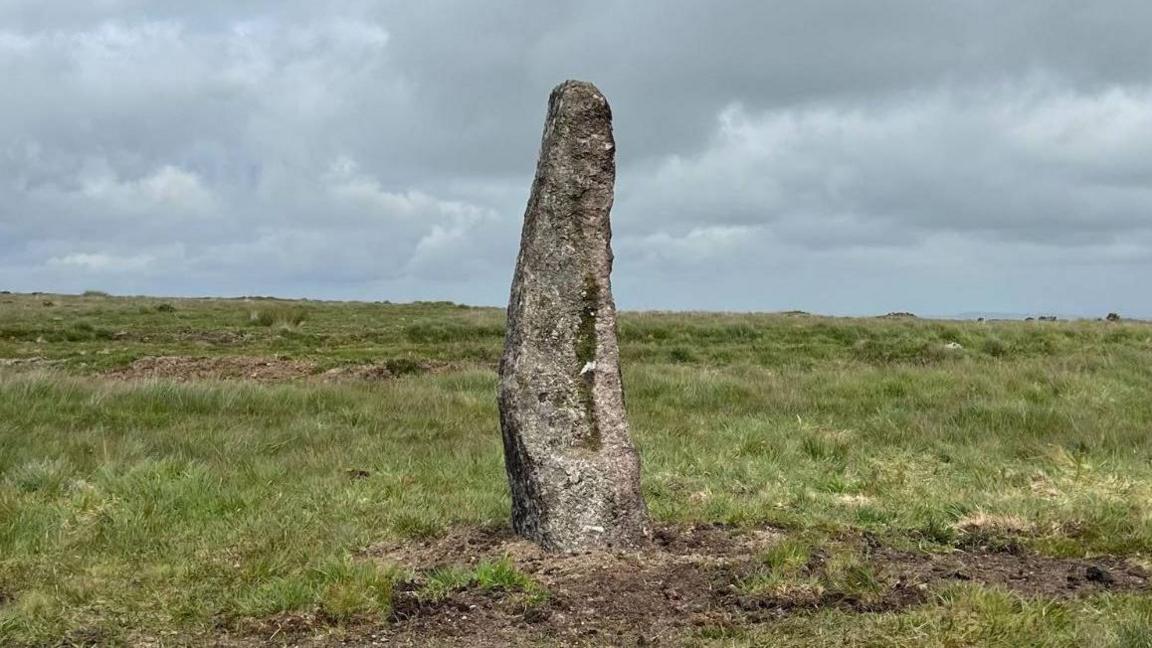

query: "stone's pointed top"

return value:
[552, 79, 603, 97]
[549, 80, 610, 110]
[545, 80, 613, 130]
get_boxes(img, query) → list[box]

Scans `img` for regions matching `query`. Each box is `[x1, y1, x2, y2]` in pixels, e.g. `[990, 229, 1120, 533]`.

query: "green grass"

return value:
[420, 557, 548, 613]
[694, 585, 1152, 647]
[1, 292, 1151, 644]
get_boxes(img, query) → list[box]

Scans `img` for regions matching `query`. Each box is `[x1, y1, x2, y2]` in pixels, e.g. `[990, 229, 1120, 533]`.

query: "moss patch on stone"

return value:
[576, 274, 602, 450]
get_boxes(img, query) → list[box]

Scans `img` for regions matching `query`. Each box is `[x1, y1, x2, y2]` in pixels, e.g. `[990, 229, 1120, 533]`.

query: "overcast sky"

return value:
[2, 1, 1150, 316]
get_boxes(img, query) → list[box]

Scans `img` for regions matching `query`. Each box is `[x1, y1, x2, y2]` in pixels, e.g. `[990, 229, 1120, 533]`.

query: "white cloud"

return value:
[619, 225, 760, 265]
[619, 81, 1152, 247]
[47, 251, 154, 272]
[324, 157, 465, 219]
[79, 164, 215, 215]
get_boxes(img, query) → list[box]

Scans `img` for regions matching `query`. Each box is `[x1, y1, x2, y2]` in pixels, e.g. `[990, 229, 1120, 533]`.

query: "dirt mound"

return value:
[356, 524, 1149, 647]
[373, 524, 778, 570]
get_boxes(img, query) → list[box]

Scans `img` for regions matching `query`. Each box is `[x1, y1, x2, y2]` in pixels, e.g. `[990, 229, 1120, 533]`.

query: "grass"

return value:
[1, 292, 1151, 644]
[247, 306, 309, 328]
[736, 538, 887, 608]
[420, 558, 548, 612]
[695, 585, 1152, 647]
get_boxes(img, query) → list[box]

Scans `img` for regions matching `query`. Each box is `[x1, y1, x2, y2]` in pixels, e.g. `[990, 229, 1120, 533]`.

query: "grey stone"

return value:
[498, 80, 649, 551]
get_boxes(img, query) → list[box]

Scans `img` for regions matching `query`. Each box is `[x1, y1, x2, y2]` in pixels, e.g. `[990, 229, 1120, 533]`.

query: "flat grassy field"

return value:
[2, 292, 1152, 646]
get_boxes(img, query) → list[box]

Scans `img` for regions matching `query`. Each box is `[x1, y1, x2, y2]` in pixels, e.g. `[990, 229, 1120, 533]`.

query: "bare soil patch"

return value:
[347, 524, 1148, 647]
[100, 356, 452, 383]
[104, 355, 319, 381]
[0, 357, 61, 368]
[175, 330, 251, 345]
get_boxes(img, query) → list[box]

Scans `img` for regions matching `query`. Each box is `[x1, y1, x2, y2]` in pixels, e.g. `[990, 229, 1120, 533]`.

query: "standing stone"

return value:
[499, 80, 649, 551]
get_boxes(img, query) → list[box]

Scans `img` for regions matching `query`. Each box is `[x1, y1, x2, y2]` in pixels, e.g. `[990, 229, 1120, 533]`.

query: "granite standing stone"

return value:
[498, 80, 649, 551]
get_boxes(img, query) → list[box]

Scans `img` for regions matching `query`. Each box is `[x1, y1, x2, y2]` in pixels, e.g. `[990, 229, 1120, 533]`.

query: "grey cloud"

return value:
[1, 1, 1151, 315]
[617, 83, 1152, 245]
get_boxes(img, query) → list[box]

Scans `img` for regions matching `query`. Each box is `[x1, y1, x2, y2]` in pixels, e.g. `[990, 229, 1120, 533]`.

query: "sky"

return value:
[2, 1, 1150, 316]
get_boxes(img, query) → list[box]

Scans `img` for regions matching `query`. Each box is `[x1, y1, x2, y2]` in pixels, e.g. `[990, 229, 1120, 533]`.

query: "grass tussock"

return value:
[248, 306, 309, 328]
[420, 557, 546, 607]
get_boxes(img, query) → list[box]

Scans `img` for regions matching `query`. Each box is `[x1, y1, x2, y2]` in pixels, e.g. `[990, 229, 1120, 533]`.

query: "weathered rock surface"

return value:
[498, 80, 649, 551]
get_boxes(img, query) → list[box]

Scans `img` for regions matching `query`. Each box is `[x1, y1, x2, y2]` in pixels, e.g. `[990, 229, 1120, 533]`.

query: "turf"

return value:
[1, 292, 1151, 645]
